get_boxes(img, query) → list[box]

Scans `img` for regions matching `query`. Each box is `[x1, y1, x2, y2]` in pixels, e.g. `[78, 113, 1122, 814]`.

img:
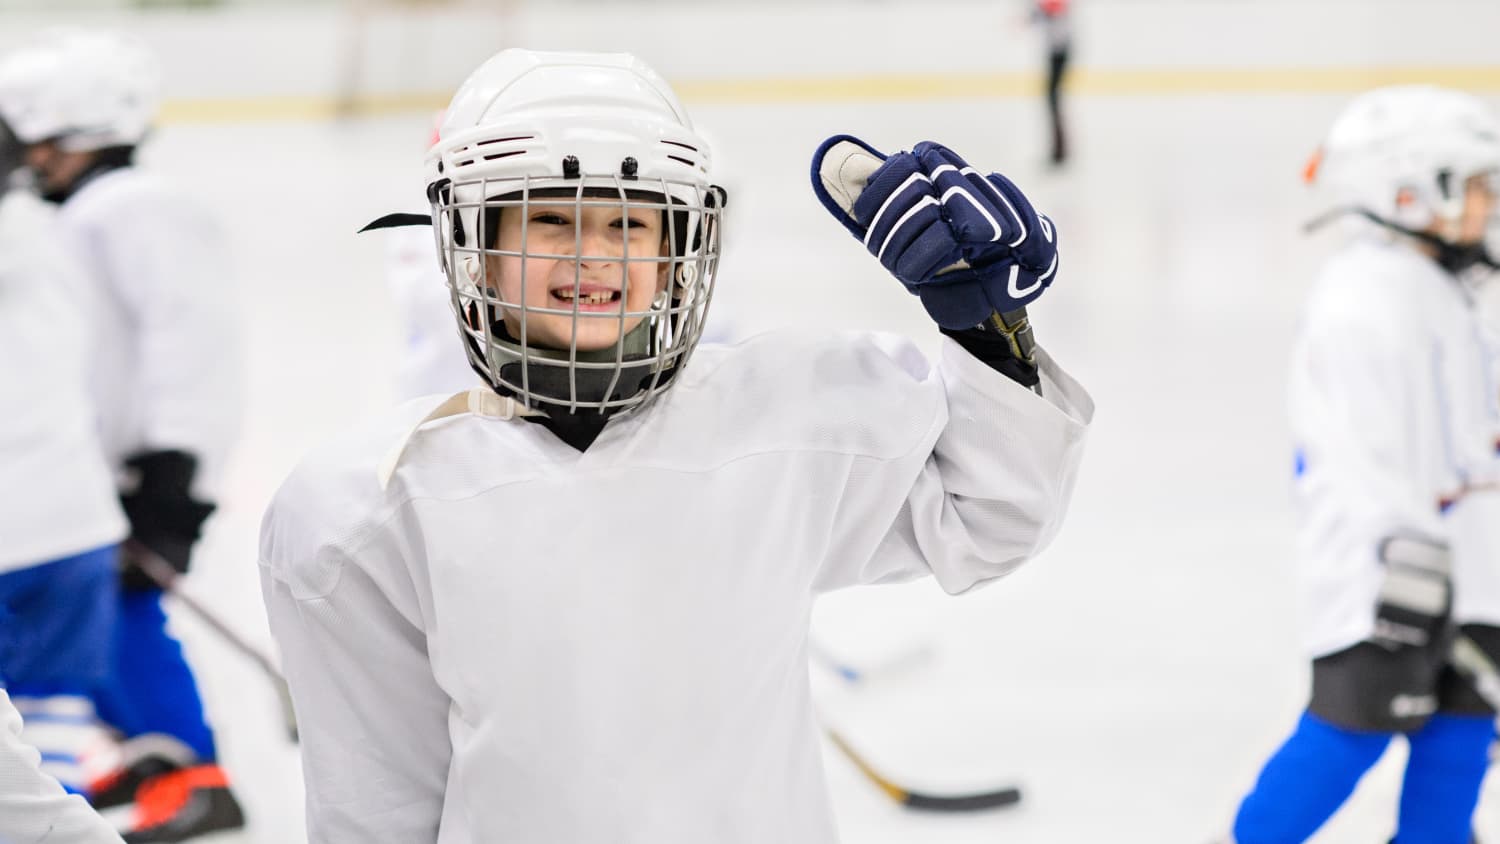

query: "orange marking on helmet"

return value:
[1302, 148, 1323, 185]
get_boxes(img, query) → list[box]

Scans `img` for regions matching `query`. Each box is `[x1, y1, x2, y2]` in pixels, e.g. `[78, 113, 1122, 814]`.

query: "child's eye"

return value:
[613, 216, 653, 231]
[530, 213, 569, 226]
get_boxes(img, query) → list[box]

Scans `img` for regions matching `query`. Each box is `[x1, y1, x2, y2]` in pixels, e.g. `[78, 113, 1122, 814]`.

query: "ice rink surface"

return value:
[148, 88, 1500, 842]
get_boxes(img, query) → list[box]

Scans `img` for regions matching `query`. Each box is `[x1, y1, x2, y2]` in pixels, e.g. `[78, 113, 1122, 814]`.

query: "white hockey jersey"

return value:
[0, 689, 123, 844]
[0, 190, 126, 573]
[260, 332, 1091, 844]
[1289, 235, 1500, 658]
[1448, 289, 1500, 633]
[56, 167, 242, 496]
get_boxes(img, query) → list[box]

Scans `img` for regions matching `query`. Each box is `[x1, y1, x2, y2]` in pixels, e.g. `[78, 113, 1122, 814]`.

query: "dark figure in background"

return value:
[1034, 0, 1072, 166]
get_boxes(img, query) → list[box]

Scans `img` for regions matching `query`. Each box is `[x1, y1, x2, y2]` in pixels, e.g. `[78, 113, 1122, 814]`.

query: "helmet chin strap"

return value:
[38, 144, 135, 204]
[1305, 206, 1500, 277]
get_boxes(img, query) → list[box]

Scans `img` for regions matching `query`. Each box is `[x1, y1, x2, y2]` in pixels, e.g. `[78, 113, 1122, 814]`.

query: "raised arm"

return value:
[808, 135, 1092, 592]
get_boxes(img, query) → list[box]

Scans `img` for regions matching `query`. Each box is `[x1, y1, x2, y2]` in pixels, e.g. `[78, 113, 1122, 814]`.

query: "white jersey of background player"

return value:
[0, 131, 125, 597]
[262, 49, 1091, 843]
[0, 31, 243, 498]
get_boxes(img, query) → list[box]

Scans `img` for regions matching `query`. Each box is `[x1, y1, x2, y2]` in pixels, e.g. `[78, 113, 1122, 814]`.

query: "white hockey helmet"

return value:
[0, 29, 163, 152]
[426, 48, 725, 415]
[1309, 85, 1500, 234]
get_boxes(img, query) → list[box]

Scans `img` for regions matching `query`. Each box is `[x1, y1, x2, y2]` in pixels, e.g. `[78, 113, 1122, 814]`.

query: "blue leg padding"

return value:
[1233, 711, 1392, 844]
[0, 546, 119, 792]
[94, 588, 217, 761]
[0, 546, 118, 694]
[1394, 713, 1495, 844]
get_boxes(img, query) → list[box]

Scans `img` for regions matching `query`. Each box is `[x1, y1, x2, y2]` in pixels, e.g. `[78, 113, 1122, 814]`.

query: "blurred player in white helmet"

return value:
[0, 112, 129, 843]
[261, 47, 1092, 842]
[1228, 86, 1500, 844]
[0, 29, 245, 842]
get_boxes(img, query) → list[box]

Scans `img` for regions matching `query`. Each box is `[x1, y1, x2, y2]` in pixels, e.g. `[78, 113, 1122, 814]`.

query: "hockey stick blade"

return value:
[124, 541, 300, 744]
[824, 726, 1022, 812]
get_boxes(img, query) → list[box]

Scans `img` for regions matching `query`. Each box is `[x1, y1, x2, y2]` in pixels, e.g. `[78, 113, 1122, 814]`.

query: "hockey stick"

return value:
[809, 640, 1022, 810]
[823, 725, 1022, 811]
[123, 541, 300, 743]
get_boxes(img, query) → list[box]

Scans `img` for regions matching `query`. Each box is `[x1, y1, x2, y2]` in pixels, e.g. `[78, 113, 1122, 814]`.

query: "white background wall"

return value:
[1, 0, 1498, 111]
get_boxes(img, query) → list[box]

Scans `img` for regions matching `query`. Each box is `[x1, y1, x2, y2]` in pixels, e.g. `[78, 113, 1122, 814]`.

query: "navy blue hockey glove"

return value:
[810, 135, 1058, 330]
[119, 450, 216, 590]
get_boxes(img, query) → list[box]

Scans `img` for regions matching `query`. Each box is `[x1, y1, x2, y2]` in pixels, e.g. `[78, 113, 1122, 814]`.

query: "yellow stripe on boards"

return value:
[152, 65, 1500, 125]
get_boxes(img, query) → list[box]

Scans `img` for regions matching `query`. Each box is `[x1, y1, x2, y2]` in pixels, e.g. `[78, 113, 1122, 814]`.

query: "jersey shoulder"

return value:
[1305, 239, 1447, 341]
[258, 396, 451, 597]
[60, 168, 209, 232]
[647, 329, 947, 464]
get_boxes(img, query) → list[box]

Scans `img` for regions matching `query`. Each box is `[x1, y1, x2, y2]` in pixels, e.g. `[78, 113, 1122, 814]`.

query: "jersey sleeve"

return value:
[0, 689, 125, 844]
[814, 335, 1093, 593]
[89, 187, 243, 481]
[260, 475, 452, 843]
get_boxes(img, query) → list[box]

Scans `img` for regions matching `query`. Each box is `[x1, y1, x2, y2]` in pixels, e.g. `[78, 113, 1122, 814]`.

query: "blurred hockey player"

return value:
[1229, 86, 1500, 844]
[0, 112, 127, 803]
[261, 48, 1091, 842]
[1032, 0, 1072, 166]
[0, 30, 246, 842]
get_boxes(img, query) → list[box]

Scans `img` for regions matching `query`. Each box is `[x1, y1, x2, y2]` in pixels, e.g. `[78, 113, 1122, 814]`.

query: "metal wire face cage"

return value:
[431, 170, 725, 415]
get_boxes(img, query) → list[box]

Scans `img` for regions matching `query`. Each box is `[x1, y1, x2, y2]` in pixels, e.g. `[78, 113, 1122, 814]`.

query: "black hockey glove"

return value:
[1371, 535, 1453, 652]
[119, 450, 216, 590]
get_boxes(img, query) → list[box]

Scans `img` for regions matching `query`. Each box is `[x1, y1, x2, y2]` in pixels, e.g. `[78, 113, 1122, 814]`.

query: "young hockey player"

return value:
[382, 111, 738, 400]
[260, 48, 1091, 842]
[0, 30, 246, 842]
[0, 112, 127, 801]
[1229, 86, 1500, 844]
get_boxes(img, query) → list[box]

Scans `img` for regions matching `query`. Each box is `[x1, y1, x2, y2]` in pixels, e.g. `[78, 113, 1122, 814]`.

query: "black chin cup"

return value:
[460, 302, 667, 412]
[497, 358, 660, 411]
[38, 144, 135, 204]
[1305, 207, 1500, 277]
